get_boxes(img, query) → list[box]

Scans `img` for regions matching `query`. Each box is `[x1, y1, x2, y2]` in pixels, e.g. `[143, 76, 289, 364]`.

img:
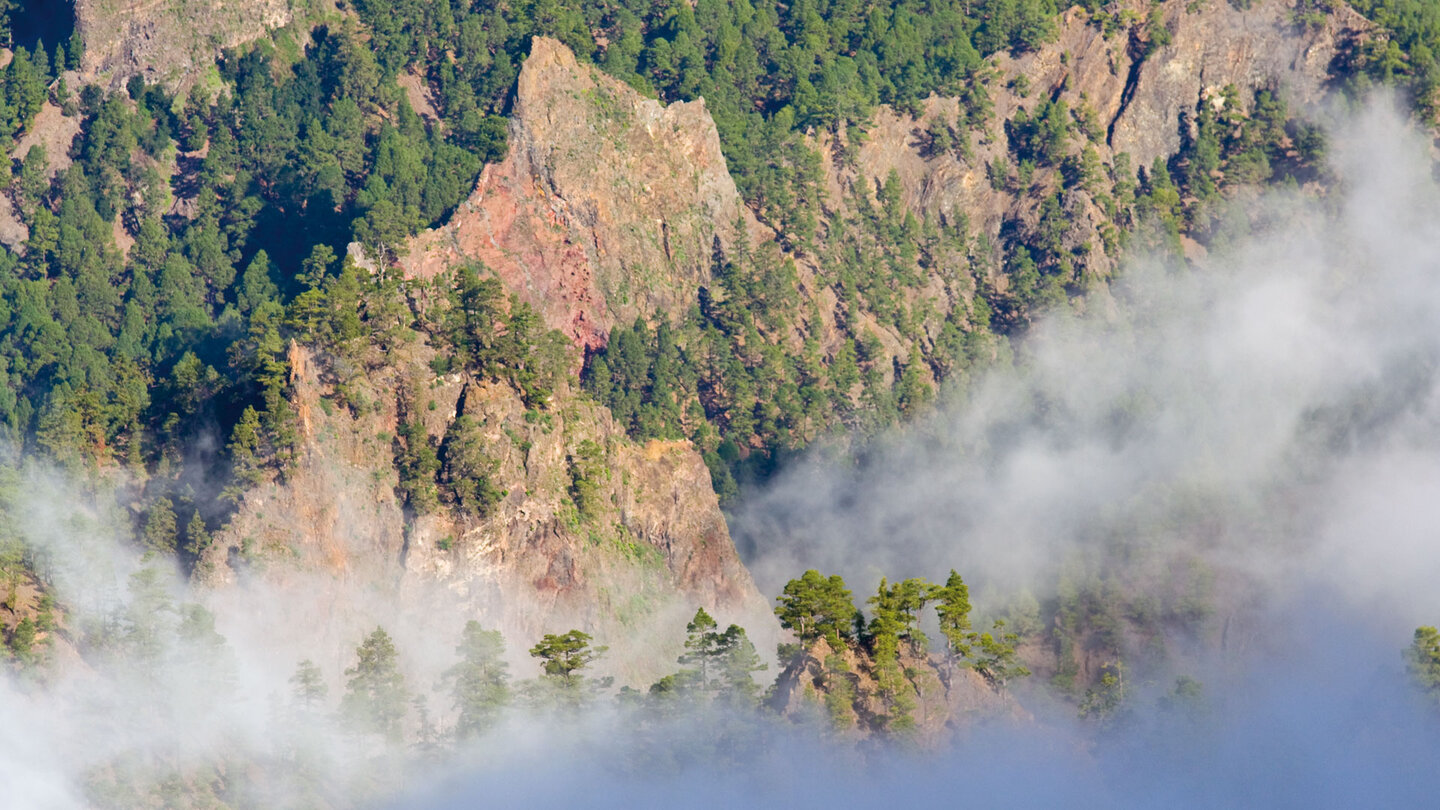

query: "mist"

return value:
[5, 96, 1440, 808]
[735, 96, 1440, 634]
[407, 625, 1440, 809]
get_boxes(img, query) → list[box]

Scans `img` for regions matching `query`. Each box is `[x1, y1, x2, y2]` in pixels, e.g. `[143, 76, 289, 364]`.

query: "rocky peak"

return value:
[400, 37, 743, 349]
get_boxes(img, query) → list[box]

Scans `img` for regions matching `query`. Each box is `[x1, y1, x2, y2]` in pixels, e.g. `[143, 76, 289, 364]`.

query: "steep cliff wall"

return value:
[823, 0, 1370, 290]
[398, 38, 745, 350]
[204, 336, 773, 683]
[107, 0, 1371, 692]
[1106, 0, 1368, 166]
[72, 0, 295, 88]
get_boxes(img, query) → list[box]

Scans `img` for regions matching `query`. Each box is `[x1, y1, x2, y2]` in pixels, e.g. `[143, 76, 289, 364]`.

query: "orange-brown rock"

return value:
[205, 340, 774, 685]
[398, 37, 743, 350]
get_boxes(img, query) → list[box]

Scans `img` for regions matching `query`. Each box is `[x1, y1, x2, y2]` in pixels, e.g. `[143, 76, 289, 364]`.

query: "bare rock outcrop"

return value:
[1106, 0, 1371, 166]
[200, 37, 773, 686]
[73, 0, 293, 88]
[399, 37, 744, 350]
[823, 0, 1370, 293]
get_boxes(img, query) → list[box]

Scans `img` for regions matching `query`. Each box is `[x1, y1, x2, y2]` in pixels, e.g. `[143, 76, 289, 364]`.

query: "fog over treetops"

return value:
[738, 97, 1440, 632]
[2, 96, 1440, 808]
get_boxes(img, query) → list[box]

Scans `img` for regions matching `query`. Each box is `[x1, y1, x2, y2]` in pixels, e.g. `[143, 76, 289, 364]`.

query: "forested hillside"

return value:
[0, 0, 1402, 506]
[2, 1, 1440, 802]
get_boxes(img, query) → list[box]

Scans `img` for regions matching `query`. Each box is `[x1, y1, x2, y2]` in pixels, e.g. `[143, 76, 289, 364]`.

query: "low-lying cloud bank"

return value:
[735, 97, 1440, 637]
[5, 97, 1440, 808]
[402, 602, 1440, 808]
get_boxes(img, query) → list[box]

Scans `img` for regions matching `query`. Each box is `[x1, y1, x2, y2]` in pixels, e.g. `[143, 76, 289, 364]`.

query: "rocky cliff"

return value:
[820, 0, 1370, 298]
[1106, 0, 1369, 166]
[842, 0, 1368, 207]
[226, 37, 777, 679]
[73, 0, 296, 88]
[203, 333, 774, 683]
[399, 37, 746, 350]
[128, 0, 1372, 694]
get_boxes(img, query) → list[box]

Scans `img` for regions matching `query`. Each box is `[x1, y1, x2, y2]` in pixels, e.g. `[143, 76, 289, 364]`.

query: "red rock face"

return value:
[398, 37, 743, 350]
[404, 159, 610, 350]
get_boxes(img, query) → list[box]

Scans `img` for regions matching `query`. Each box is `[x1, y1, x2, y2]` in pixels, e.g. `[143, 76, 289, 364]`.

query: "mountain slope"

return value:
[203, 335, 773, 682]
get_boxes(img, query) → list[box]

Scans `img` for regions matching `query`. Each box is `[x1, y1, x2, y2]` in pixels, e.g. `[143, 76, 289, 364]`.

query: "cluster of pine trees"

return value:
[302, 565, 1020, 744]
[314, 610, 765, 747]
[0, 23, 492, 483]
[774, 569, 1026, 731]
[9, 559, 1012, 741]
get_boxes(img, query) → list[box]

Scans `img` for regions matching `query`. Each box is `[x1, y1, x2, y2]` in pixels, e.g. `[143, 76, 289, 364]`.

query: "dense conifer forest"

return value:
[0, 0, 1418, 507]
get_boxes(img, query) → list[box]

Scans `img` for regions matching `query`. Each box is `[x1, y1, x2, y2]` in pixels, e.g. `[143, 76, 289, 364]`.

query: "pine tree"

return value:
[66, 29, 84, 70]
[290, 659, 329, 710]
[866, 578, 920, 732]
[775, 570, 857, 650]
[1405, 626, 1440, 705]
[678, 607, 722, 689]
[714, 623, 767, 702]
[443, 620, 510, 739]
[18, 145, 48, 209]
[395, 418, 441, 514]
[933, 570, 974, 661]
[341, 627, 409, 740]
[529, 630, 605, 687]
[122, 567, 174, 664]
[140, 497, 178, 554]
[971, 620, 1029, 691]
[183, 511, 210, 560]
[225, 406, 266, 501]
[527, 629, 607, 709]
[667, 608, 767, 702]
[7, 616, 36, 666]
